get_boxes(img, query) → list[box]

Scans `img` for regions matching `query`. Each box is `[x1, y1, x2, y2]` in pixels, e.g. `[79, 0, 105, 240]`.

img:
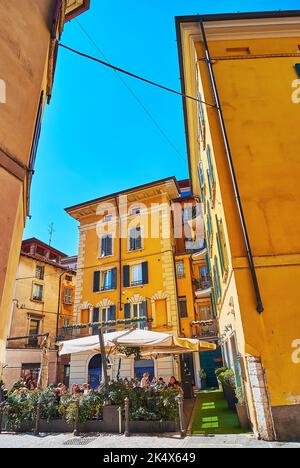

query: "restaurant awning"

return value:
[58, 329, 216, 357]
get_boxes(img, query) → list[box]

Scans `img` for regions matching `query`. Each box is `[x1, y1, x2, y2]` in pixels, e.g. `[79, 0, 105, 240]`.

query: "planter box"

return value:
[129, 420, 178, 433]
[236, 404, 250, 430]
[39, 419, 73, 433]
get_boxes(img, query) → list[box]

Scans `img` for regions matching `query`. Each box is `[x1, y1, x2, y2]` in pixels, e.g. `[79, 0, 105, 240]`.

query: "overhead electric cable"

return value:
[59, 42, 216, 108]
[75, 21, 186, 162]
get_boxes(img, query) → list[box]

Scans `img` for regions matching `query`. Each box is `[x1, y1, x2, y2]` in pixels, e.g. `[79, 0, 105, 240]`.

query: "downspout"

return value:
[55, 270, 66, 384]
[199, 21, 264, 314]
[115, 197, 123, 313]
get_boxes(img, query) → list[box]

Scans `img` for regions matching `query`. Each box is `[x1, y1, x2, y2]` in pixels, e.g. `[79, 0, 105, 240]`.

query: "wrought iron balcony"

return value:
[194, 279, 212, 298]
[192, 319, 218, 341]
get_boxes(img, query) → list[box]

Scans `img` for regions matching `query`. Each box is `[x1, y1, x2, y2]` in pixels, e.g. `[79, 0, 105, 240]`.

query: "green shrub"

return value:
[218, 369, 236, 389]
[2, 381, 180, 427]
[2, 388, 38, 429]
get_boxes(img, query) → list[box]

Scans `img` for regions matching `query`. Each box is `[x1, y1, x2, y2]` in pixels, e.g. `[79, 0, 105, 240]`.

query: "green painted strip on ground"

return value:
[192, 389, 252, 435]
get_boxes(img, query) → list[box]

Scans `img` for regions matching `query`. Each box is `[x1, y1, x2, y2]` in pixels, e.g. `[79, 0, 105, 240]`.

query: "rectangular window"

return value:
[102, 270, 112, 291]
[35, 265, 45, 281]
[93, 268, 117, 293]
[295, 63, 300, 78]
[103, 214, 113, 223]
[64, 287, 72, 305]
[176, 261, 185, 278]
[131, 264, 143, 286]
[21, 364, 40, 384]
[129, 226, 142, 251]
[65, 275, 73, 282]
[32, 283, 43, 301]
[28, 319, 40, 347]
[100, 235, 113, 257]
[179, 297, 188, 318]
[124, 262, 148, 287]
[132, 301, 148, 329]
[199, 305, 213, 321]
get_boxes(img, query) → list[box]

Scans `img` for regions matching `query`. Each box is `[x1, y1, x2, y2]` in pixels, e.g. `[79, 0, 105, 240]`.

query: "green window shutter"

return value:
[206, 145, 215, 186]
[123, 265, 130, 287]
[109, 305, 116, 321]
[124, 303, 131, 320]
[142, 262, 149, 285]
[92, 308, 100, 335]
[214, 256, 222, 302]
[141, 300, 148, 318]
[93, 271, 100, 293]
[210, 292, 217, 319]
[295, 63, 300, 78]
[111, 268, 117, 290]
[206, 169, 213, 200]
[216, 231, 225, 277]
[129, 229, 135, 251]
[107, 235, 113, 256]
[141, 301, 148, 329]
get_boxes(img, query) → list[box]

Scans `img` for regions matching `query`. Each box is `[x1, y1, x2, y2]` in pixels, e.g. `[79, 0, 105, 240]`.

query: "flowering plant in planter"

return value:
[2, 387, 38, 429]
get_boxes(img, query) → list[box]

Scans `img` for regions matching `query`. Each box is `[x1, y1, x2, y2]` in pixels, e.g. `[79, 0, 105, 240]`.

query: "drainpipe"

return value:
[199, 21, 264, 313]
[55, 270, 67, 384]
[115, 197, 123, 313]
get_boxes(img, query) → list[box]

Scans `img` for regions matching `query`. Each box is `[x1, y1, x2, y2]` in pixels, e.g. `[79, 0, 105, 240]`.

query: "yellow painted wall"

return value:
[180, 24, 300, 414]
[70, 184, 182, 336]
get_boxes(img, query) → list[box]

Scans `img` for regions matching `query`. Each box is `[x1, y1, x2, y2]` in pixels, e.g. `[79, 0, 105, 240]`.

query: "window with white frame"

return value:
[131, 264, 143, 286]
[102, 270, 113, 291]
[129, 226, 142, 251]
[64, 287, 73, 305]
[32, 283, 43, 301]
[36, 265, 45, 280]
[100, 234, 113, 257]
[176, 261, 185, 278]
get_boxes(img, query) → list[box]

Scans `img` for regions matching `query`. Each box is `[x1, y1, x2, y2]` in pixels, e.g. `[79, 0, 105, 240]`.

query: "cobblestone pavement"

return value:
[0, 433, 299, 448]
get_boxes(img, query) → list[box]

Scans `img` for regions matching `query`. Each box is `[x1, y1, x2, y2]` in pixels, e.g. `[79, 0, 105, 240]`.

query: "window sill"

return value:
[98, 254, 114, 260]
[96, 288, 116, 294]
[31, 298, 44, 304]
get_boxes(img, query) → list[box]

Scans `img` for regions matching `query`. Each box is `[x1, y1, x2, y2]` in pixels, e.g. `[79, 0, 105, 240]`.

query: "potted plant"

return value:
[215, 367, 227, 393]
[218, 369, 237, 410]
[199, 369, 207, 390]
[235, 387, 250, 429]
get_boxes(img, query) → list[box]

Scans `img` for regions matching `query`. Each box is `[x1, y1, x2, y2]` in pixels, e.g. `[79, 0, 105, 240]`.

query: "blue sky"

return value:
[24, 0, 300, 255]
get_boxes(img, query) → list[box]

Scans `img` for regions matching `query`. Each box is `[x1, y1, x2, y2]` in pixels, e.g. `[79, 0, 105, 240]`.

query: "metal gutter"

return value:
[199, 21, 264, 313]
[175, 10, 300, 24]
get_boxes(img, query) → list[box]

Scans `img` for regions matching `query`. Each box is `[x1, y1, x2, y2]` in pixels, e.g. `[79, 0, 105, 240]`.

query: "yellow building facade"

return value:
[65, 178, 213, 388]
[3, 238, 76, 389]
[176, 11, 300, 441]
[0, 0, 90, 378]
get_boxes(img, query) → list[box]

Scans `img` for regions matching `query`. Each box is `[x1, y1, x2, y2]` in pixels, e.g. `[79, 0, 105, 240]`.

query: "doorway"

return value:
[88, 354, 102, 389]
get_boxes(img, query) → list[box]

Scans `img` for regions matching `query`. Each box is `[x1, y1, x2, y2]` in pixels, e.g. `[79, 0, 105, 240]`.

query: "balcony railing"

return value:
[192, 320, 218, 340]
[194, 279, 212, 298]
[195, 279, 212, 290]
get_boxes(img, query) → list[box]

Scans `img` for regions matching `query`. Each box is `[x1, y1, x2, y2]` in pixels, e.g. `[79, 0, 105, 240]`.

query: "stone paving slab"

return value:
[0, 433, 299, 449]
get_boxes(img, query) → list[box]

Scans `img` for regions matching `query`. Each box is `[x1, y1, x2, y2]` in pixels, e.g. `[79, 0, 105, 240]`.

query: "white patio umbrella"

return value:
[58, 328, 216, 357]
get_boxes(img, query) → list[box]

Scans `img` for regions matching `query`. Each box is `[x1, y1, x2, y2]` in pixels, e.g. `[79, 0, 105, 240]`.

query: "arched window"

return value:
[88, 354, 102, 389]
